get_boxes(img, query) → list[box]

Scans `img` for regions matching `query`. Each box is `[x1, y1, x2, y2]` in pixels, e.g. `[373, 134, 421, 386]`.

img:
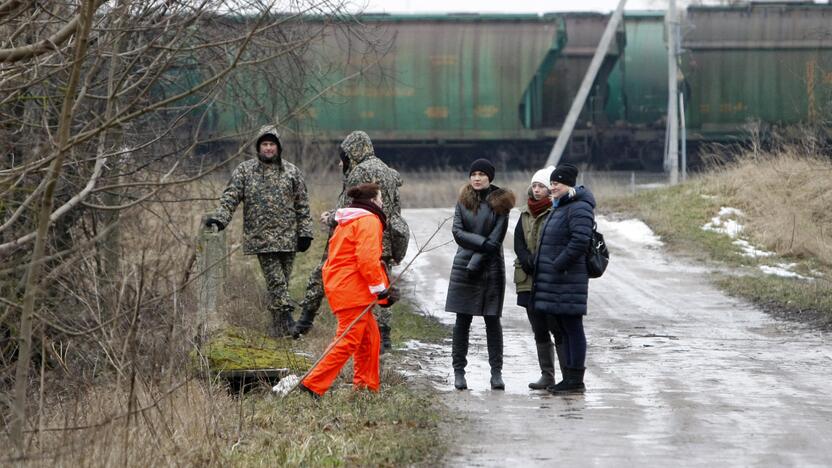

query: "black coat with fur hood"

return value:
[445, 184, 515, 316]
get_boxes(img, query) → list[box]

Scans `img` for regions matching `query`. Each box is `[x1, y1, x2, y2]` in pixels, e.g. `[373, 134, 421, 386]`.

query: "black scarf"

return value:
[349, 200, 387, 230]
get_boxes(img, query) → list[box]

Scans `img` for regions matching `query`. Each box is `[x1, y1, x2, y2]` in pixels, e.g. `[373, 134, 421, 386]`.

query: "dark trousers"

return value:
[452, 314, 503, 372]
[525, 307, 561, 345]
[546, 315, 586, 369]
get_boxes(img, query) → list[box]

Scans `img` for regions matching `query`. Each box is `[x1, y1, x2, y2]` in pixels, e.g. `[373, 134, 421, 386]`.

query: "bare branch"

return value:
[0, 0, 106, 63]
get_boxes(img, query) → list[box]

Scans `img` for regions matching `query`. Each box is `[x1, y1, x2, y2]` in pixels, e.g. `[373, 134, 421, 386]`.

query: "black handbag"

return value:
[586, 222, 609, 279]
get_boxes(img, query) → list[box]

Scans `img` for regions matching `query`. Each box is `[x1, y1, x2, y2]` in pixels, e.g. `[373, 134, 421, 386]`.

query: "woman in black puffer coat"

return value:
[531, 164, 595, 394]
[445, 159, 515, 391]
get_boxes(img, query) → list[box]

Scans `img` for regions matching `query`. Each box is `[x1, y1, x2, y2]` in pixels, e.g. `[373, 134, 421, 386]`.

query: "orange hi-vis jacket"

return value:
[322, 207, 389, 312]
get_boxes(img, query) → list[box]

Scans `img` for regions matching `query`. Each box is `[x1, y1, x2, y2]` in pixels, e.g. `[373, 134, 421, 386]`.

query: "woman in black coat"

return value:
[531, 164, 595, 394]
[445, 159, 515, 391]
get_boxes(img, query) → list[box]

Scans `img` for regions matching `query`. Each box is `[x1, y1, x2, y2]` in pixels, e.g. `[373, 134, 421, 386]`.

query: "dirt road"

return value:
[397, 208, 832, 467]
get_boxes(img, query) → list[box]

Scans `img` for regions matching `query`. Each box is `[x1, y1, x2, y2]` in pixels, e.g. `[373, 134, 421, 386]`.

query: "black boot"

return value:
[490, 369, 505, 390]
[454, 370, 467, 390]
[270, 307, 295, 338]
[485, 317, 504, 390]
[528, 342, 555, 390]
[547, 368, 586, 394]
[379, 324, 392, 354]
[451, 316, 470, 390]
[292, 307, 316, 338]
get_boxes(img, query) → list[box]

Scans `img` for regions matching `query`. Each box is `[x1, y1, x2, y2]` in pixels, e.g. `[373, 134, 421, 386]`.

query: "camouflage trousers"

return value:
[301, 249, 392, 328]
[257, 252, 296, 316]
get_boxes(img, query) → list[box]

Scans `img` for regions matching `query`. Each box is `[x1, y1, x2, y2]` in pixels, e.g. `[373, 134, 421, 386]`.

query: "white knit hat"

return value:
[531, 166, 555, 187]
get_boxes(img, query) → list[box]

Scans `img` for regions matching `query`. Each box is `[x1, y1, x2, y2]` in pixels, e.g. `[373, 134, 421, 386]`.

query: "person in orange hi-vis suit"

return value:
[300, 183, 396, 397]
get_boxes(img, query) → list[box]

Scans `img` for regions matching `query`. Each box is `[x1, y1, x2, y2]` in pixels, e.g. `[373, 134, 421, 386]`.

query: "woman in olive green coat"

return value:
[513, 166, 563, 390]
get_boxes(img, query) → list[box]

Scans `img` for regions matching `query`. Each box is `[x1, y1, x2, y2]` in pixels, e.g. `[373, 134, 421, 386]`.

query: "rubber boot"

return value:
[451, 318, 470, 390]
[528, 342, 555, 390]
[485, 318, 504, 390]
[454, 370, 468, 390]
[379, 323, 392, 354]
[490, 369, 505, 391]
[292, 307, 316, 338]
[547, 368, 586, 394]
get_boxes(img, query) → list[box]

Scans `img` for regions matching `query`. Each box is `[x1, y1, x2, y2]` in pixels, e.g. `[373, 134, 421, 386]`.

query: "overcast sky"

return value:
[358, 0, 664, 14]
[356, 0, 832, 14]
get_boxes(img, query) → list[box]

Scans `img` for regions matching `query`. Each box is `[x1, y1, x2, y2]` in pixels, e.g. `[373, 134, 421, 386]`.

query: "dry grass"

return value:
[604, 146, 832, 322]
[704, 149, 832, 265]
[26, 381, 238, 467]
[3, 158, 449, 466]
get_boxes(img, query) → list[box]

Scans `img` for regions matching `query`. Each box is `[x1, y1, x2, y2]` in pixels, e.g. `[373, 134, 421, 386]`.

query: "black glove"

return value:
[339, 150, 350, 175]
[482, 239, 500, 253]
[205, 218, 225, 232]
[377, 288, 398, 308]
[522, 257, 535, 274]
[297, 236, 313, 252]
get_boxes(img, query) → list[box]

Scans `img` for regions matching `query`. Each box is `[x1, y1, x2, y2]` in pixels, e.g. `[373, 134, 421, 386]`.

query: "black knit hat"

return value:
[550, 163, 578, 187]
[469, 158, 495, 182]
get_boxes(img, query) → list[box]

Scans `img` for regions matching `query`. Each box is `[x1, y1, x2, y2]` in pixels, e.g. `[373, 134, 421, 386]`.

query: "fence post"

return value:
[196, 214, 227, 341]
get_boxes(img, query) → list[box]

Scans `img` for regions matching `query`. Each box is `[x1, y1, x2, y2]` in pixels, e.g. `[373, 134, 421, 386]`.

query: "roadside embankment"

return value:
[18, 179, 449, 467]
[214, 229, 450, 465]
[603, 149, 832, 326]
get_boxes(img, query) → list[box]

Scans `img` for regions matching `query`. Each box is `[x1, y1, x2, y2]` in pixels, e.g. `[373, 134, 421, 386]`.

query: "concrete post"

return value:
[196, 214, 227, 340]
[666, 0, 680, 185]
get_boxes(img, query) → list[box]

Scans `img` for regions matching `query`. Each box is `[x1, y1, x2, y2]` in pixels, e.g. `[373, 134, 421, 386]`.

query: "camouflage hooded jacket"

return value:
[213, 129, 313, 255]
[336, 131, 404, 261]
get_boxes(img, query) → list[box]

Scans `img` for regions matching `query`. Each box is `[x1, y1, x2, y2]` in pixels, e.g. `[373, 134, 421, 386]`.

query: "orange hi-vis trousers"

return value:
[302, 305, 380, 396]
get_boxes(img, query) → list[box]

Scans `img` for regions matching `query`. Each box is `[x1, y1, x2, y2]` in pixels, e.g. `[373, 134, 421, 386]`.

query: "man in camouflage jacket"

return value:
[294, 131, 404, 352]
[206, 125, 313, 337]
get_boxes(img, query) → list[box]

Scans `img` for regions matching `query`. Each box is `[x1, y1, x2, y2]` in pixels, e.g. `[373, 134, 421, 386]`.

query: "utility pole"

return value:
[680, 91, 687, 181]
[545, 0, 627, 168]
[666, 0, 680, 185]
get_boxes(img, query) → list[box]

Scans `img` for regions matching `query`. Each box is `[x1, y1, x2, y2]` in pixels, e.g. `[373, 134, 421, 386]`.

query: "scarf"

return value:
[349, 199, 387, 230]
[527, 196, 550, 218]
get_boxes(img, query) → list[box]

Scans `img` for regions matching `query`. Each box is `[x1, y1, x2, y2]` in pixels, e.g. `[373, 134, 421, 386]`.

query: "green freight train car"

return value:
[520, 12, 624, 130]
[206, 14, 568, 146]
[605, 11, 667, 128]
[681, 3, 832, 140]
[300, 15, 562, 143]
[195, 3, 832, 170]
[202, 13, 625, 166]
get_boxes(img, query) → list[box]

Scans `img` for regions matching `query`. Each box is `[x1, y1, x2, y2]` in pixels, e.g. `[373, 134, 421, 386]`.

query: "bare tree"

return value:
[0, 0, 384, 460]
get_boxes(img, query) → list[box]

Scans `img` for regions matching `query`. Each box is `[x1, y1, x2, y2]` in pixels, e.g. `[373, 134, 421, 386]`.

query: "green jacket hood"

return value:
[340, 130, 375, 168]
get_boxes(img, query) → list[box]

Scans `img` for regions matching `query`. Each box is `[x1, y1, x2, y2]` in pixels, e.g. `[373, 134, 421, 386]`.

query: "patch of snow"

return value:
[733, 239, 775, 258]
[702, 207, 747, 238]
[598, 217, 663, 247]
[703, 216, 744, 238]
[758, 263, 811, 280]
[718, 207, 745, 217]
[637, 183, 667, 190]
